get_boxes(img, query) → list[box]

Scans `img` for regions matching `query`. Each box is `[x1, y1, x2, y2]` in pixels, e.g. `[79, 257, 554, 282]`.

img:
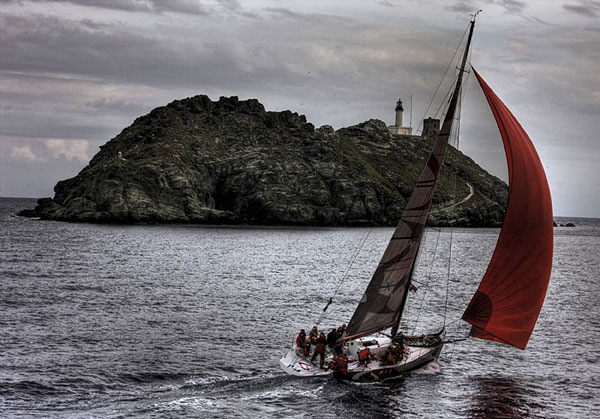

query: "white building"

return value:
[387, 98, 412, 136]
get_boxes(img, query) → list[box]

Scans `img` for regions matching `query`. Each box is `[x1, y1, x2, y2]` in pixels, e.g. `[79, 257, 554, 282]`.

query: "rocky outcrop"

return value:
[20, 95, 508, 226]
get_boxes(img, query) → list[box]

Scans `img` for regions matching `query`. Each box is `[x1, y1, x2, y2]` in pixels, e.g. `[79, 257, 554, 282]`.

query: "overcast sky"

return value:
[1, 0, 599, 217]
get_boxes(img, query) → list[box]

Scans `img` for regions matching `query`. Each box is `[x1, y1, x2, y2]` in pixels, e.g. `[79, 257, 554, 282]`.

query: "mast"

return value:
[390, 16, 477, 337]
[342, 17, 479, 343]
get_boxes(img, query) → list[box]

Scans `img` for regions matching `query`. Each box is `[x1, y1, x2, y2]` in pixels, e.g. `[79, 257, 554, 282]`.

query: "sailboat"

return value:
[279, 15, 553, 382]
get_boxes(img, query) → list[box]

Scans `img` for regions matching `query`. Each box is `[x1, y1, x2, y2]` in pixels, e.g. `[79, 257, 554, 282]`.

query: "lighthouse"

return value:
[395, 98, 404, 127]
[388, 97, 413, 136]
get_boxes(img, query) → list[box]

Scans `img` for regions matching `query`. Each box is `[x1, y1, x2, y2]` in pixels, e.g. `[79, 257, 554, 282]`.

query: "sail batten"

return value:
[462, 69, 553, 350]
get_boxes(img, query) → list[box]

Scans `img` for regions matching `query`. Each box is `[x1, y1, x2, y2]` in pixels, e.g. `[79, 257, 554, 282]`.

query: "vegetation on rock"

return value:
[20, 95, 508, 226]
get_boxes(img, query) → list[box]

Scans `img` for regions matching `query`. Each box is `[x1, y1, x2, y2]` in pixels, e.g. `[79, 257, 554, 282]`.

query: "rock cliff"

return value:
[20, 95, 508, 226]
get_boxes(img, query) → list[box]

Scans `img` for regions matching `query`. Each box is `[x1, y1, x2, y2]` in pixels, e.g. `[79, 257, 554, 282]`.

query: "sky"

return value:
[1, 0, 599, 217]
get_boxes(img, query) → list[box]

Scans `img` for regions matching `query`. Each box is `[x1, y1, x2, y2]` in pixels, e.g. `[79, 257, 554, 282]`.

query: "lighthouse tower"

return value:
[388, 97, 412, 136]
[395, 98, 404, 127]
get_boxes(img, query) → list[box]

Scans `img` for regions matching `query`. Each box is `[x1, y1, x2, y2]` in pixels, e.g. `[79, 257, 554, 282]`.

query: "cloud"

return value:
[0, 11, 460, 108]
[0, 138, 89, 197]
[218, 0, 240, 11]
[10, 144, 40, 161]
[1, 0, 210, 15]
[445, 0, 527, 14]
[45, 139, 89, 161]
[84, 98, 146, 114]
[562, 1, 600, 17]
[446, 1, 476, 13]
[1, 118, 114, 140]
[0, 13, 256, 90]
[0, 2, 598, 215]
[445, 1, 474, 13]
[4, 139, 90, 162]
[495, 0, 527, 13]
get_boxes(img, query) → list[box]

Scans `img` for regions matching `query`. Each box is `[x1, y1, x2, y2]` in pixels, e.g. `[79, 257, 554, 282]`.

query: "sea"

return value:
[1, 197, 598, 418]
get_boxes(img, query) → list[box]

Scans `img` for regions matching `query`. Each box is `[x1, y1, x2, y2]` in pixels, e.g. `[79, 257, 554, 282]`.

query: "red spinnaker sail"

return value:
[462, 69, 553, 350]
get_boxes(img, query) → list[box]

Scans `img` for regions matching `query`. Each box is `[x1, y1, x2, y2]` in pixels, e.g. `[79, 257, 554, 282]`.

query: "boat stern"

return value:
[279, 347, 333, 378]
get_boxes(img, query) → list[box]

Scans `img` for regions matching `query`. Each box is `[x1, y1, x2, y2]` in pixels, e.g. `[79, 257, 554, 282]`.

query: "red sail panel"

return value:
[462, 69, 553, 350]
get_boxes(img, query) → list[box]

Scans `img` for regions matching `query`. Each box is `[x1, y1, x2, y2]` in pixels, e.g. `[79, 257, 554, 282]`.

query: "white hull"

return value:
[279, 332, 443, 382]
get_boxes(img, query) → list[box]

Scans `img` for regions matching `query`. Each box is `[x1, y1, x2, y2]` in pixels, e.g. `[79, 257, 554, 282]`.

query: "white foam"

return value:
[413, 360, 442, 375]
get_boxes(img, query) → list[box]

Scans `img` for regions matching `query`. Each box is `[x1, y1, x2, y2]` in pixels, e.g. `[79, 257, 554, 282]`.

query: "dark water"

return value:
[1, 197, 598, 418]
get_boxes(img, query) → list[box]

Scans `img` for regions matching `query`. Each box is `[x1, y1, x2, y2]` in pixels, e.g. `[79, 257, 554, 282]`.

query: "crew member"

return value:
[311, 332, 328, 369]
[296, 329, 308, 356]
[394, 332, 405, 351]
[328, 347, 349, 375]
[358, 347, 373, 367]
[309, 326, 318, 345]
[383, 344, 402, 365]
[331, 355, 349, 375]
[327, 328, 338, 348]
[393, 332, 409, 360]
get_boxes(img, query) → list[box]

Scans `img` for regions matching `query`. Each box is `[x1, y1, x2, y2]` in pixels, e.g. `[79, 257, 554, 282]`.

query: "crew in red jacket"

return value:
[296, 329, 308, 356]
[358, 347, 373, 367]
[311, 332, 327, 368]
[331, 354, 349, 374]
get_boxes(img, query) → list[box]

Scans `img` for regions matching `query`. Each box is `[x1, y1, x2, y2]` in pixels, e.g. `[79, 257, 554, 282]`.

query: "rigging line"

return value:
[412, 25, 472, 333]
[333, 228, 372, 296]
[433, 72, 459, 121]
[444, 319, 471, 363]
[319, 305, 339, 323]
[399, 229, 431, 330]
[417, 24, 470, 135]
[410, 228, 442, 335]
[448, 321, 472, 362]
[315, 228, 373, 326]
[443, 228, 455, 326]
[443, 61, 473, 326]
[443, 317, 464, 329]
[443, 90, 461, 327]
[458, 56, 474, 150]
[442, 50, 475, 325]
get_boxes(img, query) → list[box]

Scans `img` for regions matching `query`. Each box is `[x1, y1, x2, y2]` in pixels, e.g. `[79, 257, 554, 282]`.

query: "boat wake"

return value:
[413, 360, 442, 375]
[179, 372, 292, 394]
[152, 372, 325, 416]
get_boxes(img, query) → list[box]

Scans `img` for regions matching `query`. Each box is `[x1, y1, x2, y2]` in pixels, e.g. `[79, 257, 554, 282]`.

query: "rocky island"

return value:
[20, 95, 508, 226]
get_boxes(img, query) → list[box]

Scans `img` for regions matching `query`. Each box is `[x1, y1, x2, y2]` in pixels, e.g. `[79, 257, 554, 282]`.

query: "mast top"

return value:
[471, 9, 482, 23]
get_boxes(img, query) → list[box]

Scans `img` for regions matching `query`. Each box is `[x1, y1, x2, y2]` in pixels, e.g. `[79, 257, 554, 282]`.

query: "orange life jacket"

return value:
[335, 355, 349, 373]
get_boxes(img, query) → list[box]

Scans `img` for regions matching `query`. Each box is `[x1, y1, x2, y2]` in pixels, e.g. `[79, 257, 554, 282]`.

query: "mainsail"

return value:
[342, 19, 477, 342]
[462, 69, 553, 350]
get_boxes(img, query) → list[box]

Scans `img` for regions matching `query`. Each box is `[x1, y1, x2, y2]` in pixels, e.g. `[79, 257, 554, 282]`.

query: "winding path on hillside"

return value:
[431, 182, 474, 213]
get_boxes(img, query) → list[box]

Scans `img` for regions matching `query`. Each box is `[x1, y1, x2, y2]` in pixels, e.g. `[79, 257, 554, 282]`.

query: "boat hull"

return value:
[279, 347, 333, 378]
[279, 332, 443, 382]
[335, 343, 442, 382]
